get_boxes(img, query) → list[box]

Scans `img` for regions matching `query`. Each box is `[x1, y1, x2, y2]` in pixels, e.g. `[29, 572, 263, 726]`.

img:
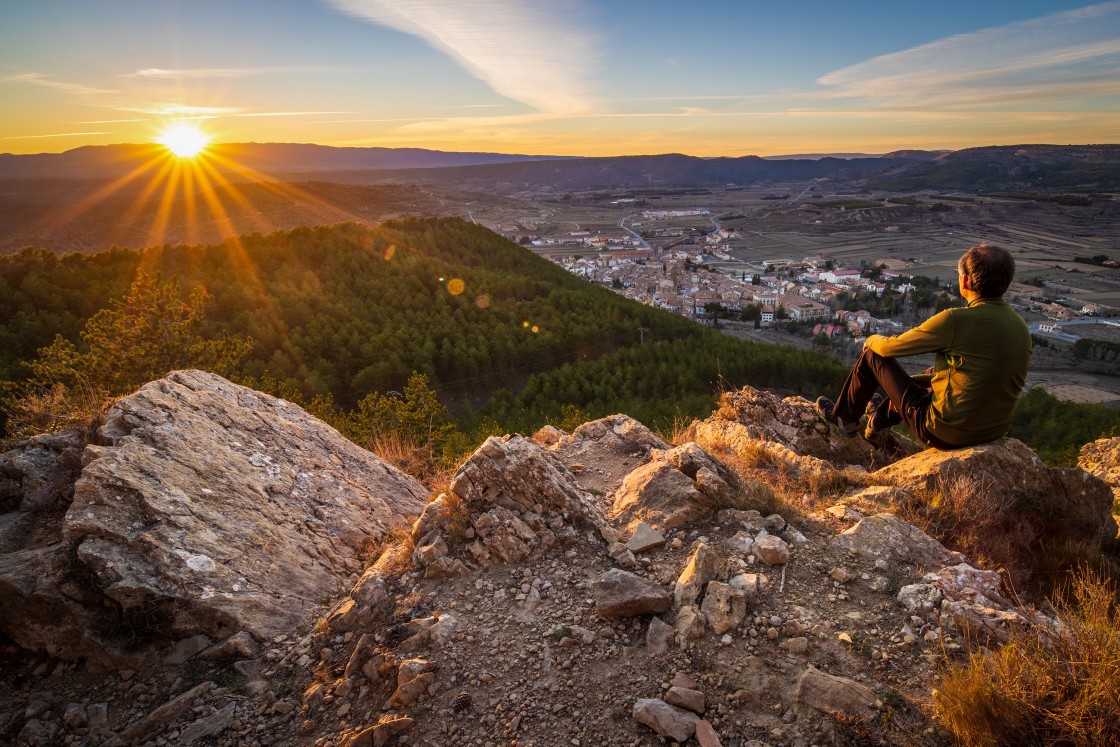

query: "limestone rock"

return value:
[611, 443, 741, 530]
[729, 573, 769, 596]
[753, 535, 790, 565]
[687, 386, 918, 472]
[878, 437, 1118, 545]
[593, 569, 671, 617]
[674, 605, 707, 639]
[0, 429, 85, 513]
[927, 563, 1051, 643]
[897, 584, 943, 615]
[796, 666, 877, 719]
[626, 522, 666, 554]
[829, 513, 962, 569]
[1079, 437, 1120, 510]
[531, 424, 565, 446]
[673, 543, 727, 608]
[180, 703, 235, 744]
[546, 414, 669, 499]
[695, 719, 723, 747]
[646, 616, 675, 654]
[632, 698, 700, 742]
[444, 434, 598, 569]
[700, 581, 746, 634]
[0, 370, 429, 662]
[665, 686, 705, 714]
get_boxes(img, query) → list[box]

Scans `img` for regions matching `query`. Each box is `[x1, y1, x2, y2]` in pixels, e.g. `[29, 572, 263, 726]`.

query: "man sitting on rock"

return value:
[816, 244, 1031, 449]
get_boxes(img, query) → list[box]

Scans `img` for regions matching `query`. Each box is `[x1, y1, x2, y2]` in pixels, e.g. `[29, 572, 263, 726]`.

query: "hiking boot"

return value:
[863, 398, 897, 448]
[864, 419, 892, 449]
[815, 396, 859, 436]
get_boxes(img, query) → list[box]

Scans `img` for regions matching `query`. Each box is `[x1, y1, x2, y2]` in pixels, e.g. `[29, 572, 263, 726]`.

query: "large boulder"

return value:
[877, 437, 1118, 545]
[0, 370, 429, 662]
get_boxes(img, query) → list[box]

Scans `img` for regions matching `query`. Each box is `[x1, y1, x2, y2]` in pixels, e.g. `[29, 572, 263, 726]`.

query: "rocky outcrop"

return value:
[543, 414, 669, 501]
[689, 386, 921, 471]
[7, 378, 1113, 747]
[877, 437, 1118, 545]
[0, 370, 428, 662]
[0, 429, 85, 514]
[609, 442, 742, 530]
[1079, 436, 1120, 511]
[425, 434, 599, 571]
[830, 513, 963, 570]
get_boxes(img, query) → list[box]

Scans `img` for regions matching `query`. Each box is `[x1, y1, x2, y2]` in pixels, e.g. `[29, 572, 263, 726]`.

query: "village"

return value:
[512, 205, 1119, 344]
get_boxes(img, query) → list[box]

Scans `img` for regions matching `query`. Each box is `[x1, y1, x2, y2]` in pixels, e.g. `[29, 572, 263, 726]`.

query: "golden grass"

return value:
[370, 521, 416, 577]
[1, 378, 112, 447]
[938, 570, 1120, 746]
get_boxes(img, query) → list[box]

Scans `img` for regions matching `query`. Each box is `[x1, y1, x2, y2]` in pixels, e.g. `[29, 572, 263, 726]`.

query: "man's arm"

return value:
[864, 309, 955, 358]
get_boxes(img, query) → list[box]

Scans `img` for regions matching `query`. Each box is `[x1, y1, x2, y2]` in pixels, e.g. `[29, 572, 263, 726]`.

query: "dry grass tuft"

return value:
[436, 490, 473, 547]
[938, 570, 1120, 746]
[656, 414, 698, 446]
[890, 472, 1120, 599]
[369, 521, 416, 577]
[697, 433, 861, 523]
[1, 378, 112, 447]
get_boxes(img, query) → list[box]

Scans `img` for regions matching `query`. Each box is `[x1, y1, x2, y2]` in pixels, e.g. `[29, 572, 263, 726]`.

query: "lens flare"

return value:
[475, 294, 491, 309]
[447, 278, 466, 295]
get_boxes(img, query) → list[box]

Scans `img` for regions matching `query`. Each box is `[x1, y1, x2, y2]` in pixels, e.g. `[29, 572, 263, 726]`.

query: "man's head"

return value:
[958, 244, 1015, 299]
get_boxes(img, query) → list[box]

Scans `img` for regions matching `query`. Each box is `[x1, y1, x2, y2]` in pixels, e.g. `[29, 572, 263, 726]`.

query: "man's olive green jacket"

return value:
[865, 298, 1032, 446]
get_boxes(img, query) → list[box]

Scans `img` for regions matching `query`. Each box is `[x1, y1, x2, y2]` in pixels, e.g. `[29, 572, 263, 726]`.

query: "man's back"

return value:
[923, 298, 1031, 445]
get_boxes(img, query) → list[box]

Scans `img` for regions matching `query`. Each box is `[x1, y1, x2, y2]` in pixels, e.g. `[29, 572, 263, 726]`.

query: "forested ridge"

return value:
[0, 218, 845, 442]
[2, 217, 1116, 469]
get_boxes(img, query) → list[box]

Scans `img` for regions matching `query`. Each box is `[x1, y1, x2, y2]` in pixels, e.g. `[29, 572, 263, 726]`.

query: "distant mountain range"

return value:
[0, 142, 571, 180]
[2, 143, 1117, 193]
[291, 146, 1120, 193]
[291, 153, 920, 192]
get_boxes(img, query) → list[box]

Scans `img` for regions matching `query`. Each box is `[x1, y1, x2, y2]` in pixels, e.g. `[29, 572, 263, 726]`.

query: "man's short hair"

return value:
[960, 244, 1015, 298]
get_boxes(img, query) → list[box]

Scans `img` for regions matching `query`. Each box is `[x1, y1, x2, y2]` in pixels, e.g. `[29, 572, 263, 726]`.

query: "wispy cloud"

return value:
[325, 0, 601, 114]
[2, 131, 109, 140]
[78, 118, 149, 124]
[125, 66, 336, 79]
[3, 73, 115, 97]
[230, 110, 353, 118]
[817, 2, 1120, 108]
[113, 103, 245, 118]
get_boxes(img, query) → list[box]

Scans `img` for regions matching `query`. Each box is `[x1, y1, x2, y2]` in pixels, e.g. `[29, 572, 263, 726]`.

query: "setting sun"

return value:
[158, 124, 209, 158]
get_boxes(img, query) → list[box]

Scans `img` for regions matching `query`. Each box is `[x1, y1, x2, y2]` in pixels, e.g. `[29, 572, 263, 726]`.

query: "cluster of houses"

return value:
[1003, 282, 1114, 320]
[550, 248, 916, 337]
[511, 216, 1116, 336]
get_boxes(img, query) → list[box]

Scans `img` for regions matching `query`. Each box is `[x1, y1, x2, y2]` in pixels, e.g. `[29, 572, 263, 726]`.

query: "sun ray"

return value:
[106, 156, 178, 249]
[146, 158, 183, 253]
[26, 152, 172, 244]
[187, 158, 312, 379]
[182, 158, 199, 247]
[203, 151, 364, 224]
[194, 157, 276, 238]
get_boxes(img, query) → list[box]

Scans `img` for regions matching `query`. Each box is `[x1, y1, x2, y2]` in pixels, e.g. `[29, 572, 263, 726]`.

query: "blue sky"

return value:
[2, 0, 1117, 155]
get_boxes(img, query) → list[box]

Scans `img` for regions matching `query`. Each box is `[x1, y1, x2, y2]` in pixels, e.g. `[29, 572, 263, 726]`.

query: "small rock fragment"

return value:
[753, 535, 790, 566]
[632, 698, 699, 742]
